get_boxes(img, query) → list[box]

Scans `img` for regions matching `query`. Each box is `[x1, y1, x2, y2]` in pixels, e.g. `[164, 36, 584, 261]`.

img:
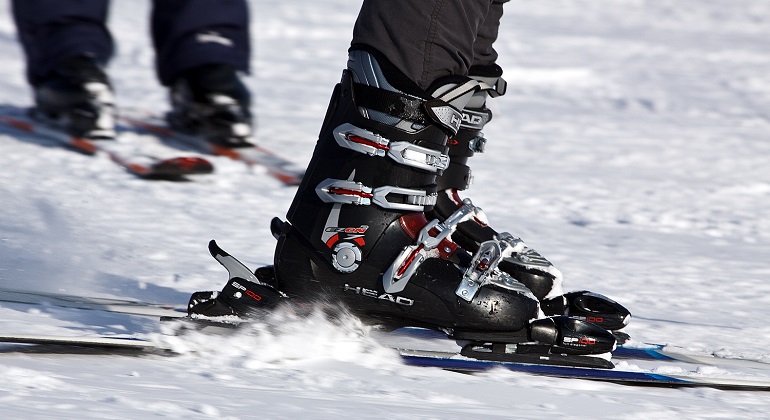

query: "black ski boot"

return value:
[167, 63, 253, 148]
[31, 54, 115, 139]
[430, 64, 630, 331]
[269, 50, 615, 359]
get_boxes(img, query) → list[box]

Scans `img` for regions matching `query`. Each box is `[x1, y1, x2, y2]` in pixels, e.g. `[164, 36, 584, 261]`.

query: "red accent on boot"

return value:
[398, 213, 459, 259]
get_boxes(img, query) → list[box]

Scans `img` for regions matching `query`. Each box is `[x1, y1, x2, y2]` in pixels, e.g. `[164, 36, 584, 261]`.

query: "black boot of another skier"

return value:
[429, 64, 631, 332]
[167, 63, 253, 148]
[31, 54, 115, 139]
[269, 50, 615, 358]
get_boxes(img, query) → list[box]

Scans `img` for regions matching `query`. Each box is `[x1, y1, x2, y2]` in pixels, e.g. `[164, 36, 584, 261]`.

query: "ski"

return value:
[3, 242, 768, 391]
[377, 329, 770, 390]
[613, 342, 770, 371]
[399, 350, 770, 391]
[379, 327, 770, 372]
[120, 111, 304, 185]
[6, 287, 768, 372]
[0, 107, 214, 179]
[1, 331, 769, 391]
[0, 288, 185, 318]
[0, 333, 165, 351]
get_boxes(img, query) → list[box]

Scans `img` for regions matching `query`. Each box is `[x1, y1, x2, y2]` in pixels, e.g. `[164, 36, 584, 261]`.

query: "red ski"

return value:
[0, 109, 213, 179]
[121, 112, 304, 186]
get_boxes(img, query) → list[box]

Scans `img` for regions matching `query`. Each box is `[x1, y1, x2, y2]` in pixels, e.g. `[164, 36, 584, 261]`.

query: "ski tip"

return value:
[208, 240, 232, 259]
[155, 157, 215, 176]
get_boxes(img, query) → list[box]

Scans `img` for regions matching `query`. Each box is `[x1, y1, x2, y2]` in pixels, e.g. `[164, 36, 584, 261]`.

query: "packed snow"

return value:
[1, 0, 770, 418]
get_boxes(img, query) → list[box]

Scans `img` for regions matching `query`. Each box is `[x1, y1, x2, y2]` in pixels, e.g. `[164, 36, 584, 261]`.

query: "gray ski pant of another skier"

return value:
[351, 0, 508, 90]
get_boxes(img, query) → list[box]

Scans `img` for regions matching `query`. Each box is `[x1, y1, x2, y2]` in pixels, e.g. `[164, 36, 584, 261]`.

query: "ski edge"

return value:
[0, 334, 163, 351]
[0, 288, 186, 318]
[1, 331, 769, 391]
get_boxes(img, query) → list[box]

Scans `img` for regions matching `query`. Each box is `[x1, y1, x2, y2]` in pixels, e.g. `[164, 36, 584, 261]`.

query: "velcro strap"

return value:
[353, 83, 462, 135]
[316, 178, 437, 212]
[423, 99, 462, 134]
[354, 83, 430, 125]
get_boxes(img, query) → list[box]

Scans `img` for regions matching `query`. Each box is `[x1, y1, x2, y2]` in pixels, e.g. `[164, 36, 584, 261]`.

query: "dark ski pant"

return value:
[11, 0, 250, 86]
[352, 0, 508, 90]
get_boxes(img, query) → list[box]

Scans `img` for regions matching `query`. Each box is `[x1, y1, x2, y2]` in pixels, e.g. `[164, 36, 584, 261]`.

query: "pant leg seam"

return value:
[421, 0, 447, 88]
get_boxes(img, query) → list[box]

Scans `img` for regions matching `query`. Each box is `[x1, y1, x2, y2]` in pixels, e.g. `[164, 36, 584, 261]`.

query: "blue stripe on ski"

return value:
[400, 354, 770, 390]
[613, 345, 678, 361]
[400, 354, 693, 385]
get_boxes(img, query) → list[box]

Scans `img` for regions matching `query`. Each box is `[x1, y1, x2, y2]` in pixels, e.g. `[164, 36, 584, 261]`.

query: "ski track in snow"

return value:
[1, 0, 770, 418]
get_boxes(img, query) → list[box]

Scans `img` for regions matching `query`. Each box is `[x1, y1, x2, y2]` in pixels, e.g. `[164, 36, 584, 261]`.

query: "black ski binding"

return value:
[186, 240, 285, 319]
[460, 342, 614, 369]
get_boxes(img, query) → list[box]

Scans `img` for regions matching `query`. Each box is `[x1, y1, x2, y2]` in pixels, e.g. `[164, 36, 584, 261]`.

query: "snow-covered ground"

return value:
[1, 0, 770, 418]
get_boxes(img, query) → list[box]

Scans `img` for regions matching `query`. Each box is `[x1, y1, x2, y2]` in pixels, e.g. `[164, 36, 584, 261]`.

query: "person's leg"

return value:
[350, 0, 492, 92]
[151, 0, 253, 146]
[150, 0, 250, 86]
[267, 1, 616, 352]
[189, 0, 618, 356]
[11, 0, 115, 138]
[11, 0, 113, 86]
[471, 0, 507, 69]
[430, 0, 631, 331]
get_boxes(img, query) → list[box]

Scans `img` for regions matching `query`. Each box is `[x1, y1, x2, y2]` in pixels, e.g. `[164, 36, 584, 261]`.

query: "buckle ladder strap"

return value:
[455, 231, 524, 302]
[353, 81, 477, 136]
[370, 185, 437, 211]
[455, 231, 547, 302]
[316, 179, 373, 206]
[316, 178, 438, 211]
[333, 123, 449, 172]
[383, 199, 479, 293]
[456, 239, 505, 301]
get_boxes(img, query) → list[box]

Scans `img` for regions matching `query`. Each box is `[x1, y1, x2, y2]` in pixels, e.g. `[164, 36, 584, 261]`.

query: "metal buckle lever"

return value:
[382, 200, 479, 294]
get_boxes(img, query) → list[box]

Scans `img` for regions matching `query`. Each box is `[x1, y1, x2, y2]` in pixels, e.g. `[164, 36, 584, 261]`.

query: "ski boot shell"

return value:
[270, 50, 616, 356]
[31, 54, 115, 139]
[271, 55, 550, 338]
[167, 63, 253, 148]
